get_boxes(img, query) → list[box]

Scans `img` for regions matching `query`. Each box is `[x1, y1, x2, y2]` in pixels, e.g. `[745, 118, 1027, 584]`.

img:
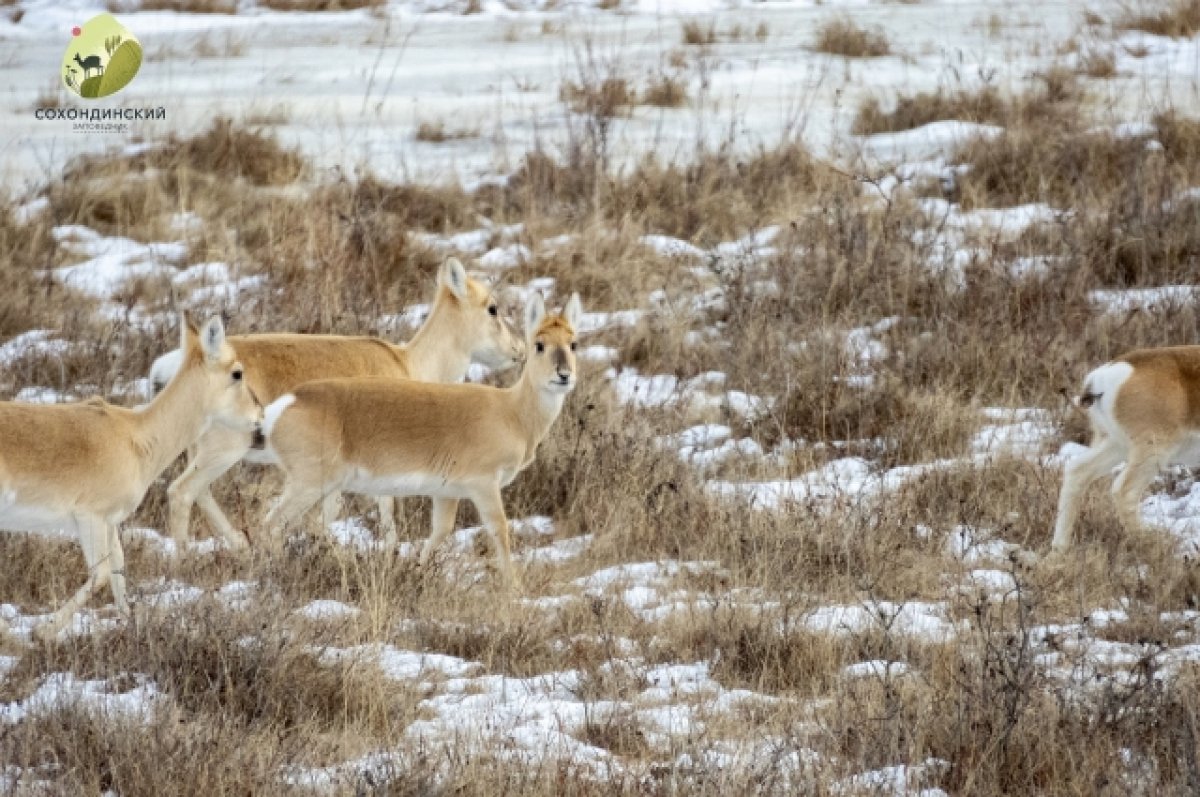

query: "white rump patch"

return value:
[1083, 361, 1133, 440]
[262, 394, 297, 441]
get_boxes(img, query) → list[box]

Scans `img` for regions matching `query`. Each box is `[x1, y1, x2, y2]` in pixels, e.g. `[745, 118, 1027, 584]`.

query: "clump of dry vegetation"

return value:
[124, 0, 238, 13]
[640, 72, 689, 107]
[414, 119, 480, 142]
[814, 17, 891, 57]
[560, 76, 636, 118]
[680, 19, 717, 46]
[1117, 0, 1200, 37]
[852, 68, 1081, 135]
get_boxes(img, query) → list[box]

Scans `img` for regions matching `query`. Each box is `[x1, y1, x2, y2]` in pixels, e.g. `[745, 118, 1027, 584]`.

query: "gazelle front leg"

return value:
[420, 498, 460, 566]
[1052, 434, 1124, 551]
[167, 428, 251, 548]
[469, 486, 521, 591]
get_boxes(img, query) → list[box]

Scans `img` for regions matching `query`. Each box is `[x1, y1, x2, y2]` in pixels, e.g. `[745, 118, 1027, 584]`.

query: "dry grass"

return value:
[1118, 0, 1200, 37]
[680, 19, 717, 46]
[853, 70, 1081, 135]
[414, 119, 480, 142]
[640, 73, 689, 108]
[5, 70, 1200, 793]
[260, 0, 384, 8]
[130, 0, 238, 13]
[813, 17, 891, 58]
[560, 76, 636, 118]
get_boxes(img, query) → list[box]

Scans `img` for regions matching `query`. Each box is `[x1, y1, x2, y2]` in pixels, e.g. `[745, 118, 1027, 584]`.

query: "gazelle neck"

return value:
[510, 369, 568, 450]
[133, 359, 212, 483]
[403, 291, 473, 383]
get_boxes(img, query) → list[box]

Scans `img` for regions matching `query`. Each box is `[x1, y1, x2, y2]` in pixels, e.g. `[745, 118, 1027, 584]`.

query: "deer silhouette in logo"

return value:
[73, 51, 104, 79]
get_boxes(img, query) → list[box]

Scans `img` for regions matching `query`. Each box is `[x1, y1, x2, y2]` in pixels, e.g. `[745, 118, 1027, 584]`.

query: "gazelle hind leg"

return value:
[38, 513, 113, 640]
[107, 522, 129, 615]
[377, 496, 398, 546]
[1053, 433, 1125, 551]
[420, 498, 459, 566]
[264, 480, 328, 539]
[1112, 444, 1170, 533]
[318, 492, 344, 531]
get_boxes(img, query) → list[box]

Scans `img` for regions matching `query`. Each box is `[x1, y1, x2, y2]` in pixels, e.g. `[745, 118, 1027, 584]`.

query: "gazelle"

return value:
[0, 315, 261, 639]
[263, 291, 582, 588]
[1054, 346, 1200, 551]
[153, 258, 524, 549]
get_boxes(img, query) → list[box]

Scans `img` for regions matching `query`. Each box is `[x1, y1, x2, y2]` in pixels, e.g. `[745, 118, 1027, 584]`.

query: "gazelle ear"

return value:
[439, 258, 469, 301]
[179, 311, 198, 352]
[564, 292, 583, 331]
[199, 316, 226, 361]
[524, 291, 545, 340]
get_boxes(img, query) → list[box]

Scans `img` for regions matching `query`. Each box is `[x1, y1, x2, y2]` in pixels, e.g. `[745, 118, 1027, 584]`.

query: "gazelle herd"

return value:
[0, 251, 1194, 637]
[0, 258, 577, 638]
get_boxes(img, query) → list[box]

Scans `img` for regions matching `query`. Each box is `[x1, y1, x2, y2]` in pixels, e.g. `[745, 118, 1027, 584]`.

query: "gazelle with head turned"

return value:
[1054, 346, 1200, 551]
[263, 291, 583, 588]
[0, 315, 261, 639]
[154, 258, 525, 549]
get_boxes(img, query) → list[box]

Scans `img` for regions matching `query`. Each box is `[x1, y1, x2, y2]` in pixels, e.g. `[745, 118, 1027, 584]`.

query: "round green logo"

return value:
[62, 14, 143, 100]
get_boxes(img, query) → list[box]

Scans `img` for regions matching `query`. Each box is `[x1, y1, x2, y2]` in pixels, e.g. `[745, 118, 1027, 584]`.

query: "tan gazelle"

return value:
[1054, 346, 1200, 551]
[0, 315, 262, 639]
[153, 258, 525, 549]
[263, 291, 583, 588]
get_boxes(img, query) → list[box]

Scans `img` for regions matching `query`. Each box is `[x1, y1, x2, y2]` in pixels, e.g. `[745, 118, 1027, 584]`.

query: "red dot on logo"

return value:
[71, 26, 81, 36]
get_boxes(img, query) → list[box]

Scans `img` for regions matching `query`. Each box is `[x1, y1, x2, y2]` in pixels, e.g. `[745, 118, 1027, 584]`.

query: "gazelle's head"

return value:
[436, 258, 526, 370]
[179, 315, 264, 436]
[524, 292, 582, 396]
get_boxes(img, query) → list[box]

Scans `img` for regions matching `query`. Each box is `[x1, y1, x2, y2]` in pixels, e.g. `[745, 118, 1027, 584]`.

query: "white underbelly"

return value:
[343, 469, 464, 499]
[0, 502, 79, 536]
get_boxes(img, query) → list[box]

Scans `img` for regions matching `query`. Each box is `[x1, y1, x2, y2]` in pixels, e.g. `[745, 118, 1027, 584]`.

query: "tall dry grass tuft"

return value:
[813, 17, 891, 57]
[1118, 0, 1200, 37]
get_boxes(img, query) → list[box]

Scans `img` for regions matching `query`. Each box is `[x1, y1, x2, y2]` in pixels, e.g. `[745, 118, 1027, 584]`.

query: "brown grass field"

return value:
[3, 7, 1200, 794]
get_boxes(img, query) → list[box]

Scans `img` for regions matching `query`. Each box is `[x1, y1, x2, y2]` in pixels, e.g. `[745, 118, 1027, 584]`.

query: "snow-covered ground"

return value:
[4, 0, 1200, 791]
[1, 0, 1179, 191]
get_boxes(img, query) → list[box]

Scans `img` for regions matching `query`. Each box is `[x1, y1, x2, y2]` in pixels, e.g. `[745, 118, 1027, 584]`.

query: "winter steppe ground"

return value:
[4, 0, 1200, 793]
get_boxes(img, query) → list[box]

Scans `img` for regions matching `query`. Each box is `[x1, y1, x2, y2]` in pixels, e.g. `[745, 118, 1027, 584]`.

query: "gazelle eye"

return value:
[570, 341, 577, 351]
[488, 305, 498, 317]
[535, 341, 545, 354]
[232, 369, 243, 382]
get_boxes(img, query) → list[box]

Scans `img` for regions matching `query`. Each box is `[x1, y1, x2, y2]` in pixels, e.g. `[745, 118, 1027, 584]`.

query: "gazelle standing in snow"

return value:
[263, 291, 582, 588]
[152, 259, 525, 549]
[1054, 346, 1200, 551]
[0, 315, 262, 639]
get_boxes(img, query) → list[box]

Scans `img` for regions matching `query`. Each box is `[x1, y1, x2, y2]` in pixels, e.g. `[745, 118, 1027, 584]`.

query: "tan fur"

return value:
[165, 259, 525, 548]
[1054, 346, 1200, 551]
[264, 292, 583, 588]
[0, 316, 261, 639]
